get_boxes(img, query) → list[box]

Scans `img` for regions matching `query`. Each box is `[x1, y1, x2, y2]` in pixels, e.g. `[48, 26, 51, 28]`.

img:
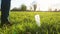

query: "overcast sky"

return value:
[0, 0, 60, 11]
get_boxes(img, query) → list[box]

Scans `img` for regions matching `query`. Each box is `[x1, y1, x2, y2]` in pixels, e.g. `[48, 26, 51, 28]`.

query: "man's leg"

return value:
[1, 0, 11, 26]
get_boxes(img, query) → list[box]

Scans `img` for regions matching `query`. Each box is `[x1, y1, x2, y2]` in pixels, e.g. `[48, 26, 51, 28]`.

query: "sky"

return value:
[0, 0, 60, 11]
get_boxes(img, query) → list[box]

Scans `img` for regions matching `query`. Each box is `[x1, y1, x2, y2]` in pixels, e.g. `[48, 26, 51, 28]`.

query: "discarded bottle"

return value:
[35, 14, 40, 27]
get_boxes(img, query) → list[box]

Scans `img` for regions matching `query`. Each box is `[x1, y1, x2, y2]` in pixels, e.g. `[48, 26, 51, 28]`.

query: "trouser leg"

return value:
[1, 0, 11, 26]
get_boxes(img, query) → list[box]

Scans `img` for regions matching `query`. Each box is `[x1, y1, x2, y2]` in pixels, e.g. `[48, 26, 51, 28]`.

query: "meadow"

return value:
[0, 11, 60, 34]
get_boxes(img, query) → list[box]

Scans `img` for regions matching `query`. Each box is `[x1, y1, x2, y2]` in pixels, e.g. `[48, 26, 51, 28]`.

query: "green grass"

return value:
[0, 11, 60, 34]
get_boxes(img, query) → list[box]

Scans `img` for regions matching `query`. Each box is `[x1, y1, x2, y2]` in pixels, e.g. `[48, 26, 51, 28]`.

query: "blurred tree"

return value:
[20, 4, 27, 11]
[54, 9, 57, 11]
[48, 8, 52, 11]
[33, 4, 37, 11]
[30, 6, 32, 11]
[58, 9, 60, 11]
[32, 1, 37, 11]
[11, 7, 20, 11]
[11, 7, 17, 11]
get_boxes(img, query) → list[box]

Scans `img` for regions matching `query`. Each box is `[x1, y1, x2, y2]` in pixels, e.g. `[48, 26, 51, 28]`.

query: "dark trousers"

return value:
[1, 0, 11, 25]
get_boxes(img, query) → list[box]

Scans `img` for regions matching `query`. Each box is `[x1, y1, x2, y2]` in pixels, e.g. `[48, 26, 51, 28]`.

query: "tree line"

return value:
[11, 3, 37, 11]
[11, 4, 27, 11]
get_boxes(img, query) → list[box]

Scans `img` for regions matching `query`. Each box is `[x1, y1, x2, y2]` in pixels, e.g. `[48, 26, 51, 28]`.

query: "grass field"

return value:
[0, 11, 60, 34]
